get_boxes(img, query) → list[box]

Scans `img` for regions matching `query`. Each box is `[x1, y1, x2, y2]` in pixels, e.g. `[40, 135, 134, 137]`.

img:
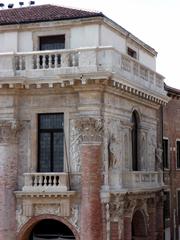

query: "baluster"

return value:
[42, 55, 46, 69]
[57, 175, 60, 187]
[19, 56, 23, 70]
[36, 55, 40, 69]
[72, 53, 76, 66]
[49, 54, 52, 68]
[39, 175, 43, 187]
[34, 175, 38, 187]
[44, 175, 48, 186]
[32, 55, 35, 69]
[55, 54, 58, 68]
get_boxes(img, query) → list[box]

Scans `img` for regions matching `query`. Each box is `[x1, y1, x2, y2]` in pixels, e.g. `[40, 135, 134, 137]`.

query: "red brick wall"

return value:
[80, 143, 103, 240]
[110, 222, 118, 240]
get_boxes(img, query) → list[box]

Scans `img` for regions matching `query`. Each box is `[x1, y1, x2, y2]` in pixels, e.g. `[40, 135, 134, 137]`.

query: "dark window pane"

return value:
[53, 132, 64, 172]
[163, 139, 168, 168]
[177, 141, 180, 168]
[39, 114, 63, 129]
[164, 191, 170, 219]
[39, 133, 51, 172]
[178, 191, 180, 223]
[132, 111, 138, 171]
[38, 113, 64, 172]
[40, 35, 65, 50]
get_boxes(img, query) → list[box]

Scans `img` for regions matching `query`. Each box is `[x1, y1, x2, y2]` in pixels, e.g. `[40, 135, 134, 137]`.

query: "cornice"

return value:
[0, 72, 168, 105]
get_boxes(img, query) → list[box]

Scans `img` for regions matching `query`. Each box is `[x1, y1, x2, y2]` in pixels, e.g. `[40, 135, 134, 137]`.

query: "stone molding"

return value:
[74, 117, 103, 143]
[15, 194, 73, 232]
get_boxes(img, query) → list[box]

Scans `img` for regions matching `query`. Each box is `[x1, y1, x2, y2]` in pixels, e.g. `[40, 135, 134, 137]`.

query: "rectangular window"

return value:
[38, 113, 64, 172]
[39, 35, 65, 50]
[177, 191, 180, 223]
[164, 191, 170, 219]
[177, 140, 180, 168]
[163, 138, 169, 168]
[127, 47, 137, 59]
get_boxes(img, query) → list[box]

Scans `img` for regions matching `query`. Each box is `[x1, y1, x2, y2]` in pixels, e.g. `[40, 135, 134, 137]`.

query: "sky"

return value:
[3, 0, 180, 89]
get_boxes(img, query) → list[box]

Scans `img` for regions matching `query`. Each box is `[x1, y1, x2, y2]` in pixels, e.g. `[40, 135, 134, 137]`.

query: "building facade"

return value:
[0, 4, 168, 240]
[163, 85, 180, 240]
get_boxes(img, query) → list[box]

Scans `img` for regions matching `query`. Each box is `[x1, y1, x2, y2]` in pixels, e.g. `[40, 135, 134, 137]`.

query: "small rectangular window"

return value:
[127, 47, 137, 59]
[177, 141, 180, 168]
[163, 139, 169, 168]
[177, 191, 180, 223]
[164, 191, 170, 219]
[39, 35, 65, 50]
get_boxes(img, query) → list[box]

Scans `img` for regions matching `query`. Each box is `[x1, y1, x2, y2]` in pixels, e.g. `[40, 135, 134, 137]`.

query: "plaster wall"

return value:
[70, 24, 99, 48]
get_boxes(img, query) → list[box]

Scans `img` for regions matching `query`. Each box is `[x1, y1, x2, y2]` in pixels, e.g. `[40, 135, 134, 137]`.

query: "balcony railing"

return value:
[22, 172, 69, 192]
[0, 46, 165, 94]
[123, 171, 163, 189]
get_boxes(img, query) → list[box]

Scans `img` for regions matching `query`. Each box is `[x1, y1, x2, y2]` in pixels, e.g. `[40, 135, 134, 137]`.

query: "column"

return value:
[0, 120, 19, 240]
[76, 117, 103, 240]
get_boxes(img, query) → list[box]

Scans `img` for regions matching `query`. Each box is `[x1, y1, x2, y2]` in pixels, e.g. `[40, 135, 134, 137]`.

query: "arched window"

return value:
[131, 111, 139, 171]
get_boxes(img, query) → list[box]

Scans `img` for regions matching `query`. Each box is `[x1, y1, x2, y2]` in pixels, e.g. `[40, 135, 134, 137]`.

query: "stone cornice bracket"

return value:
[0, 120, 20, 144]
[74, 117, 104, 143]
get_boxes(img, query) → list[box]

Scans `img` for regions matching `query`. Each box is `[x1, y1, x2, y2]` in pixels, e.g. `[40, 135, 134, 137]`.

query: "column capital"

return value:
[0, 120, 20, 144]
[75, 117, 103, 143]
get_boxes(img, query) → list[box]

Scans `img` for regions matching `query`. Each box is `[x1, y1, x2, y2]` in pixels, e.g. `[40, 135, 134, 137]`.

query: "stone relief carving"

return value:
[147, 131, 156, 170]
[108, 134, 121, 168]
[70, 120, 81, 172]
[104, 118, 122, 169]
[155, 146, 163, 170]
[68, 204, 80, 231]
[16, 205, 30, 232]
[140, 133, 146, 170]
[110, 195, 125, 220]
[34, 204, 62, 216]
[74, 117, 104, 143]
[0, 120, 20, 144]
[124, 133, 129, 169]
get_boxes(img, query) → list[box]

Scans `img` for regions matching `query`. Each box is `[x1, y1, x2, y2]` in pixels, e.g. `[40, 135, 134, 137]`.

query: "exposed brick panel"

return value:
[110, 222, 118, 240]
[80, 143, 103, 240]
[124, 216, 131, 240]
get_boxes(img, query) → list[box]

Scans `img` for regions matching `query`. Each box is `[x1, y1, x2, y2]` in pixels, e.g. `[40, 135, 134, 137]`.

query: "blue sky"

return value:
[5, 0, 180, 89]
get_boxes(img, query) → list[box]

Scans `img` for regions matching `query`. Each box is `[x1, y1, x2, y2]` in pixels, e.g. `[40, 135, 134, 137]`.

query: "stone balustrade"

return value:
[0, 46, 165, 94]
[123, 171, 163, 189]
[22, 172, 69, 192]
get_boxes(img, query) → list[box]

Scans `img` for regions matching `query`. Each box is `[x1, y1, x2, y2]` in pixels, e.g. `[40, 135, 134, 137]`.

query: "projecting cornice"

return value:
[0, 72, 168, 105]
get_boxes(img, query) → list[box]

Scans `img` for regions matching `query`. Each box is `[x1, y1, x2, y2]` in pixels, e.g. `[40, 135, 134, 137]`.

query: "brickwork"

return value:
[163, 97, 180, 239]
[0, 143, 18, 240]
[110, 222, 118, 240]
[124, 216, 131, 240]
[80, 143, 103, 240]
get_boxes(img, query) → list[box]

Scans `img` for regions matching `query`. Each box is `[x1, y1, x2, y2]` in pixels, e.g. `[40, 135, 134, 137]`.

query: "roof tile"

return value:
[0, 4, 103, 25]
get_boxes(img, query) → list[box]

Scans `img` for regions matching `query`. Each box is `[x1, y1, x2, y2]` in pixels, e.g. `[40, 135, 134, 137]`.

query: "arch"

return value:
[131, 110, 140, 171]
[17, 214, 80, 240]
[132, 210, 148, 239]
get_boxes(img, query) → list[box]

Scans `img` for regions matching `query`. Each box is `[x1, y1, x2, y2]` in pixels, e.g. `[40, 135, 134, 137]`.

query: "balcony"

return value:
[123, 171, 163, 190]
[22, 172, 69, 192]
[0, 46, 164, 95]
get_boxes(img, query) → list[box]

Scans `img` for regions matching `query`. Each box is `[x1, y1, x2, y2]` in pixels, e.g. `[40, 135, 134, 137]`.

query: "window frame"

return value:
[163, 137, 169, 169]
[131, 110, 139, 171]
[176, 139, 180, 169]
[164, 190, 171, 220]
[32, 29, 70, 51]
[176, 189, 180, 224]
[38, 113, 64, 173]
